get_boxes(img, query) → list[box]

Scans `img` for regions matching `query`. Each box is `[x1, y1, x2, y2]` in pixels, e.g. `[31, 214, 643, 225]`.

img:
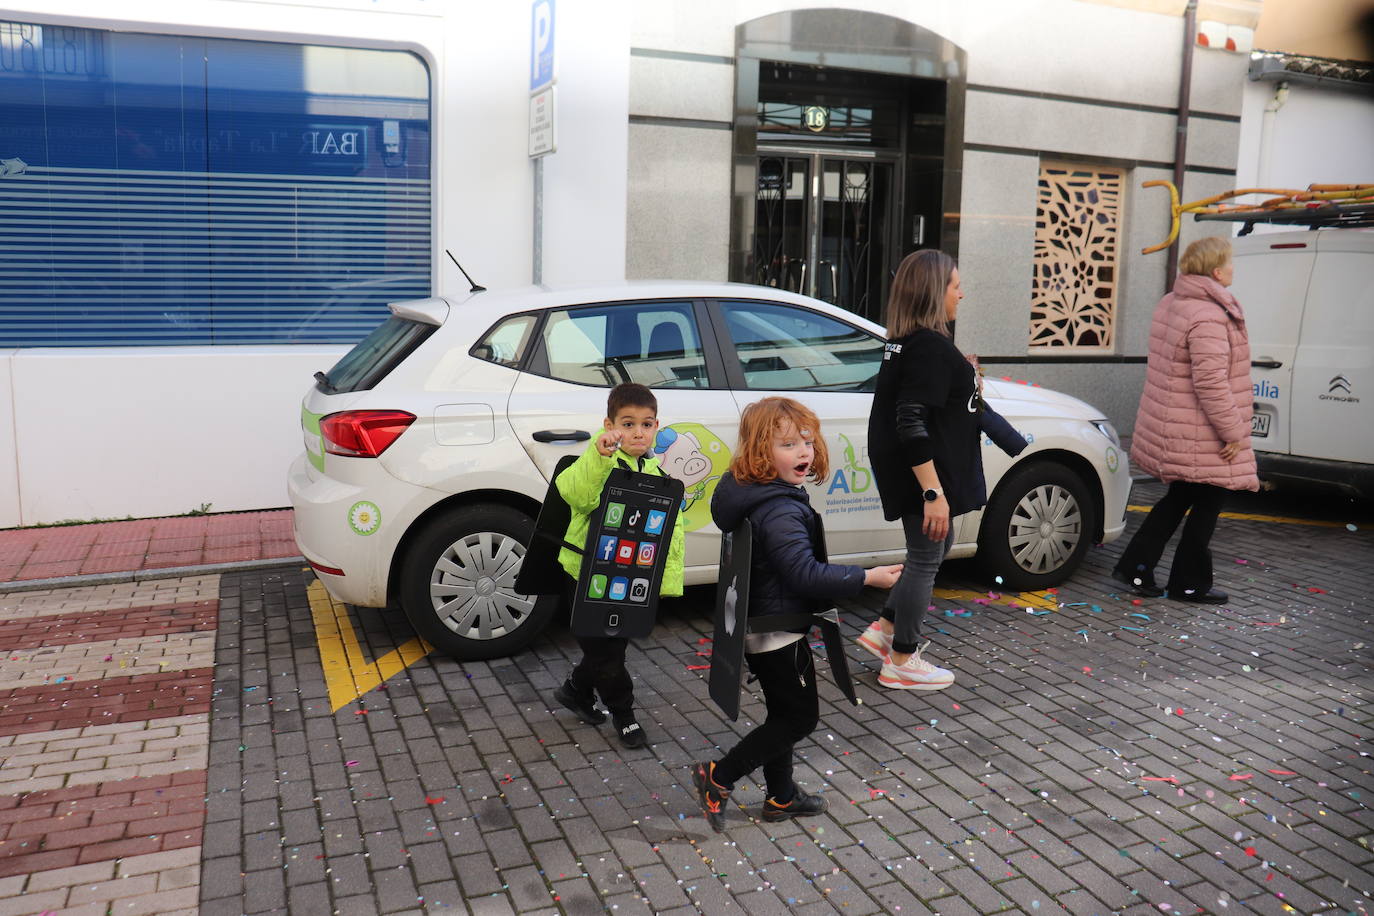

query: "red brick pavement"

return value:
[0, 668, 214, 736]
[0, 509, 298, 582]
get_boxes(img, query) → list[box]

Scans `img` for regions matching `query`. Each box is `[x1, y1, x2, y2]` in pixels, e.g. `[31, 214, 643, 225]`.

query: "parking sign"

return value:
[530, 0, 555, 93]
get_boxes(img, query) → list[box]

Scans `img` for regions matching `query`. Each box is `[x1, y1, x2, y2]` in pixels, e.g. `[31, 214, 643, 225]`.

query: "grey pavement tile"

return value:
[201, 505, 1373, 915]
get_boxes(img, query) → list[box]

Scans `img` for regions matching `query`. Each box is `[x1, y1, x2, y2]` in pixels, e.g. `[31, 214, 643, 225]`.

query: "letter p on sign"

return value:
[530, 0, 555, 92]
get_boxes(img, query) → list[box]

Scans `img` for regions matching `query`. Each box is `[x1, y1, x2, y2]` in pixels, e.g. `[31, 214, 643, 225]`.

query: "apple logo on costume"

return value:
[724, 577, 738, 636]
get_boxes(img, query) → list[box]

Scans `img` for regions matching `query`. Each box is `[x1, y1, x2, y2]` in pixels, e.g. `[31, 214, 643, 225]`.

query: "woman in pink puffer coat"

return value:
[1111, 237, 1258, 604]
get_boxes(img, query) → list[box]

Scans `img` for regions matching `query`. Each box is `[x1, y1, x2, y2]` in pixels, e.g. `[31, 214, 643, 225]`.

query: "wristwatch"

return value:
[922, 486, 944, 502]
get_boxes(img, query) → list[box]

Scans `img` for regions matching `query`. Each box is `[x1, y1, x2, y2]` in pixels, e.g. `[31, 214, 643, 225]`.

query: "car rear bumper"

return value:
[1257, 452, 1374, 500]
[287, 453, 413, 607]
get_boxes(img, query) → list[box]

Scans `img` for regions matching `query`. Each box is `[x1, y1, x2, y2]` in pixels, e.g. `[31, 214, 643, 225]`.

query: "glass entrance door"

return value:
[752, 152, 895, 322]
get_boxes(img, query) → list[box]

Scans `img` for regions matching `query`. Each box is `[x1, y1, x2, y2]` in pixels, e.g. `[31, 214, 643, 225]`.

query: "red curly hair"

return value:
[730, 397, 830, 485]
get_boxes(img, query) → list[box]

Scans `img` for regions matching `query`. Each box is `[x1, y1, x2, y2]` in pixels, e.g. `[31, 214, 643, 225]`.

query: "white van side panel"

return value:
[1231, 236, 1315, 456]
[1288, 233, 1374, 464]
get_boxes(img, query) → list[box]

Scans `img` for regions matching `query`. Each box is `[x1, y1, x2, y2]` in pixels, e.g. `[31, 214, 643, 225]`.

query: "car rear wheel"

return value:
[398, 504, 554, 661]
[978, 461, 1096, 591]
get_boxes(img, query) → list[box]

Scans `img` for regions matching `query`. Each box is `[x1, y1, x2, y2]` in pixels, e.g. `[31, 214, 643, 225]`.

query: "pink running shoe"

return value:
[856, 621, 891, 661]
[878, 642, 955, 691]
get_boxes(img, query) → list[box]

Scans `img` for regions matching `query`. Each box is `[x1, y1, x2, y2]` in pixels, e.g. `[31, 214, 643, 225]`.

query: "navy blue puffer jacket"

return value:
[710, 472, 865, 625]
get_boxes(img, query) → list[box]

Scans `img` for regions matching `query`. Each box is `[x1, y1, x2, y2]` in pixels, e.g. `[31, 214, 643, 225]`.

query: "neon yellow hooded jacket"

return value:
[556, 440, 686, 597]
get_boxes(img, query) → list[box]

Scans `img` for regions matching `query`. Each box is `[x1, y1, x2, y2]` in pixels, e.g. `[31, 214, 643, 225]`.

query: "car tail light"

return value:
[320, 410, 416, 457]
[309, 560, 346, 577]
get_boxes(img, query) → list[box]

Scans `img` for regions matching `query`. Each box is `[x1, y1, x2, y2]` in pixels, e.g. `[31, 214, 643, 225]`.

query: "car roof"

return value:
[428, 280, 887, 336]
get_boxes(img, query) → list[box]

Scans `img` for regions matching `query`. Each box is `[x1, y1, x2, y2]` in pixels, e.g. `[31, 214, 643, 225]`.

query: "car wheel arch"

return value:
[386, 487, 543, 607]
[989, 449, 1105, 543]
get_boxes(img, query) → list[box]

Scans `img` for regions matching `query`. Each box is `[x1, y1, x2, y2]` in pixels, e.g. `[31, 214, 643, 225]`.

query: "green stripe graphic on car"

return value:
[302, 405, 326, 472]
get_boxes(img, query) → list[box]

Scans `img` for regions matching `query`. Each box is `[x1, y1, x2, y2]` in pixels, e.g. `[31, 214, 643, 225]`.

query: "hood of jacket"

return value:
[710, 471, 810, 531]
[1172, 273, 1244, 322]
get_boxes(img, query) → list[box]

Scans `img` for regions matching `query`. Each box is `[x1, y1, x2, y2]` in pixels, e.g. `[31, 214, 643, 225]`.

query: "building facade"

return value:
[1, 0, 1259, 526]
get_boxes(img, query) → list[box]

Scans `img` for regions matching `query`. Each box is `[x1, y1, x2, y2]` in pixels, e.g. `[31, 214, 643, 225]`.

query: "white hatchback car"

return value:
[288, 281, 1130, 660]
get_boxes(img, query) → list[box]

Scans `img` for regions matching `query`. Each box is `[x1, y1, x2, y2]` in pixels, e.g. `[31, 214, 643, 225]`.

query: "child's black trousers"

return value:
[562, 574, 634, 717]
[713, 638, 819, 802]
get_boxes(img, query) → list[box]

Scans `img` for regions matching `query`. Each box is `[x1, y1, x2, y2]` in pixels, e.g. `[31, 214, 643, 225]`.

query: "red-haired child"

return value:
[692, 397, 900, 830]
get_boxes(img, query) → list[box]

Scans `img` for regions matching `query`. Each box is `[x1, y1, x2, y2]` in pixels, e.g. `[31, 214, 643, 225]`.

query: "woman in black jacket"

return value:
[861, 249, 1015, 690]
[692, 397, 900, 831]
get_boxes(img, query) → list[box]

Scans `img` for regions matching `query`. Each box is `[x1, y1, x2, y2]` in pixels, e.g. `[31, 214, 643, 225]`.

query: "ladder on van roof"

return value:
[1140, 181, 1374, 253]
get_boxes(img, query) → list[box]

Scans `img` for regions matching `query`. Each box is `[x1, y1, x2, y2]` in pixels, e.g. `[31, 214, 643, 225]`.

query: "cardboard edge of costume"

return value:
[513, 453, 580, 596]
[708, 521, 858, 721]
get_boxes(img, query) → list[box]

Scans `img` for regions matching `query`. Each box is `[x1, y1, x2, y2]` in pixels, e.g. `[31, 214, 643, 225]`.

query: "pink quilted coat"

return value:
[1130, 273, 1259, 492]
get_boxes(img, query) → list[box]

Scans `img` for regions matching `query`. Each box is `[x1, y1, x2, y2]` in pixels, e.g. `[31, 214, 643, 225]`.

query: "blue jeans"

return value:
[880, 515, 953, 656]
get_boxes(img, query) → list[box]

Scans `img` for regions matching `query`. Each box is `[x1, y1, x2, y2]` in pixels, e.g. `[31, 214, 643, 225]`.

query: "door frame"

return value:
[730, 9, 968, 290]
[754, 145, 903, 311]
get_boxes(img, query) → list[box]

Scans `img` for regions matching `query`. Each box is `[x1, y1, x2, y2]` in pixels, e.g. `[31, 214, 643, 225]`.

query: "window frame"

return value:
[521, 297, 730, 391]
[705, 297, 885, 393]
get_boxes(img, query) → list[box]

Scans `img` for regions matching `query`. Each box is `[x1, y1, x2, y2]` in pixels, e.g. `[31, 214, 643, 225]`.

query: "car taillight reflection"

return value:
[320, 410, 417, 457]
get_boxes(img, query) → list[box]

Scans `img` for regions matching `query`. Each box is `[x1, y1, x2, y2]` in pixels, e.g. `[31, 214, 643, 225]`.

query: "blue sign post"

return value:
[529, 0, 555, 283]
[530, 0, 556, 93]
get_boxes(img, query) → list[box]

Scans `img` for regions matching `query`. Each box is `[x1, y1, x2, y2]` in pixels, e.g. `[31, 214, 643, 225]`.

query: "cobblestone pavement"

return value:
[2, 481, 1370, 915]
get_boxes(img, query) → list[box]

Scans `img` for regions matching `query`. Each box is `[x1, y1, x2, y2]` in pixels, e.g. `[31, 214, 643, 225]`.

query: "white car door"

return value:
[505, 298, 741, 572]
[710, 298, 904, 563]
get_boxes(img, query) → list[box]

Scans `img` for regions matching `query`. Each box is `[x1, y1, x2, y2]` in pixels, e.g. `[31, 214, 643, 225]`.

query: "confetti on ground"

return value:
[1229, 773, 1254, 781]
[1142, 776, 1181, 784]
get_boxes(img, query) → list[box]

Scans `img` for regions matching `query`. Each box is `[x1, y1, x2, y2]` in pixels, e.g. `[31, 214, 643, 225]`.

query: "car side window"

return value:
[541, 301, 709, 388]
[719, 300, 884, 391]
[471, 315, 536, 369]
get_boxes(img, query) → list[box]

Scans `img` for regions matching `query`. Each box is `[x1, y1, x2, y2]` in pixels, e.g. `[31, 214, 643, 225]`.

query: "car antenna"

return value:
[445, 250, 486, 293]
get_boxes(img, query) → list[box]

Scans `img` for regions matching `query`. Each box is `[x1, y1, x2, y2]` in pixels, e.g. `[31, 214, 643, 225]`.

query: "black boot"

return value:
[1111, 568, 1164, 598]
[1170, 587, 1228, 604]
[553, 679, 605, 725]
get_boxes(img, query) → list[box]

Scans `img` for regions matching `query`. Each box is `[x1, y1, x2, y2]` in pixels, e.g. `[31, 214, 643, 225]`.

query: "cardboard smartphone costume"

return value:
[708, 520, 858, 721]
[514, 453, 683, 639]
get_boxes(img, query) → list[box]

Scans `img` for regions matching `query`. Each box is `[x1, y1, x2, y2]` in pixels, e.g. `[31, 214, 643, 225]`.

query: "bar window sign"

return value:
[301, 123, 367, 162]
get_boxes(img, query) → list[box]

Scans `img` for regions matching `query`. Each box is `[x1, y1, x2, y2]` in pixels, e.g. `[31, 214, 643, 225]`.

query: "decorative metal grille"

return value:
[1030, 162, 1122, 349]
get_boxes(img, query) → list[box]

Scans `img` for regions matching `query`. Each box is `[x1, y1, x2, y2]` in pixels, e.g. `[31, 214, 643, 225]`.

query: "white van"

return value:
[1231, 228, 1374, 498]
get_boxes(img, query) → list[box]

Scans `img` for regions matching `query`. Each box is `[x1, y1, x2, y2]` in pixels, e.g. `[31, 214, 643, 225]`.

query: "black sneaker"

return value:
[553, 680, 605, 725]
[1111, 568, 1164, 598]
[613, 716, 647, 749]
[692, 762, 730, 833]
[760, 789, 828, 823]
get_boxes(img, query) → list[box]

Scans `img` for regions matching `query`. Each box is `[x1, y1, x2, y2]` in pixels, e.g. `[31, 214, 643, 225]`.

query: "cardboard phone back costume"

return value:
[516, 454, 683, 639]
[708, 520, 858, 721]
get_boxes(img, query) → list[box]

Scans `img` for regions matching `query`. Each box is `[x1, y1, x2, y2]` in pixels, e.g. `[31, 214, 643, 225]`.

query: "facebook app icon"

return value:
[597, 535, 617, 562]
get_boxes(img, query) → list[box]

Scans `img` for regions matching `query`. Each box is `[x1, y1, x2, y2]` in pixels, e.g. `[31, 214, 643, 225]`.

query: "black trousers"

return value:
[1114, 480, 1228, 594]
[712, 638, 818, 802]
[561, 575, 634, 717]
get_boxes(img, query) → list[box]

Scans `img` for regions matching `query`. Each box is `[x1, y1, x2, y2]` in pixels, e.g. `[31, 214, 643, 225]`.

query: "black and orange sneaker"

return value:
[691, 762, 730, 833]
[760, 790, 828, 823]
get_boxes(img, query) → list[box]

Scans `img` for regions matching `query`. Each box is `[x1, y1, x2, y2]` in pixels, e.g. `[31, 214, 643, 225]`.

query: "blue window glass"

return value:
[0, 21, 431, 346]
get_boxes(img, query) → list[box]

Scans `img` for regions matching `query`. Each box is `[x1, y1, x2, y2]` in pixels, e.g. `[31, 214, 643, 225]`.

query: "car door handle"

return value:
[1251, 359, 1283, 369]
[532, 429, 591, 443]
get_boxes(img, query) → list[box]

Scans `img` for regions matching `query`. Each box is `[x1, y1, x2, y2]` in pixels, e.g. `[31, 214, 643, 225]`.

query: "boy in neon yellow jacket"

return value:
[552, 382, 685, 748]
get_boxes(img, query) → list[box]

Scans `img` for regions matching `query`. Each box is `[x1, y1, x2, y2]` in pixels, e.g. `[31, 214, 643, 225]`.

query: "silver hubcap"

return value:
[428, 531, 534, 641]
[1007, 484, 1083, 575]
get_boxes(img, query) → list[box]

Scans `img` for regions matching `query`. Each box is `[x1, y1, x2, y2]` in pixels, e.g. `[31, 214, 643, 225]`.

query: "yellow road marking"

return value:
[1127, 505, 1351, 529]
[933, 587, 1058, 611]
[307, 578, 432, 713]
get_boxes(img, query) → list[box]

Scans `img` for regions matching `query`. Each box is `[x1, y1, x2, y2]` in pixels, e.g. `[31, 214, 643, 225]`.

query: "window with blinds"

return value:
[0, 21, 432, 346]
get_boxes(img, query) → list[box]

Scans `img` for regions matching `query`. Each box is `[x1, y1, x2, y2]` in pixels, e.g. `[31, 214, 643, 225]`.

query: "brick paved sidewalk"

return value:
[0, 512, 297, 584]
[193, 480, 1370, 915]
[1, 482, 1369, 915]
[0, 576, 220, 914]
